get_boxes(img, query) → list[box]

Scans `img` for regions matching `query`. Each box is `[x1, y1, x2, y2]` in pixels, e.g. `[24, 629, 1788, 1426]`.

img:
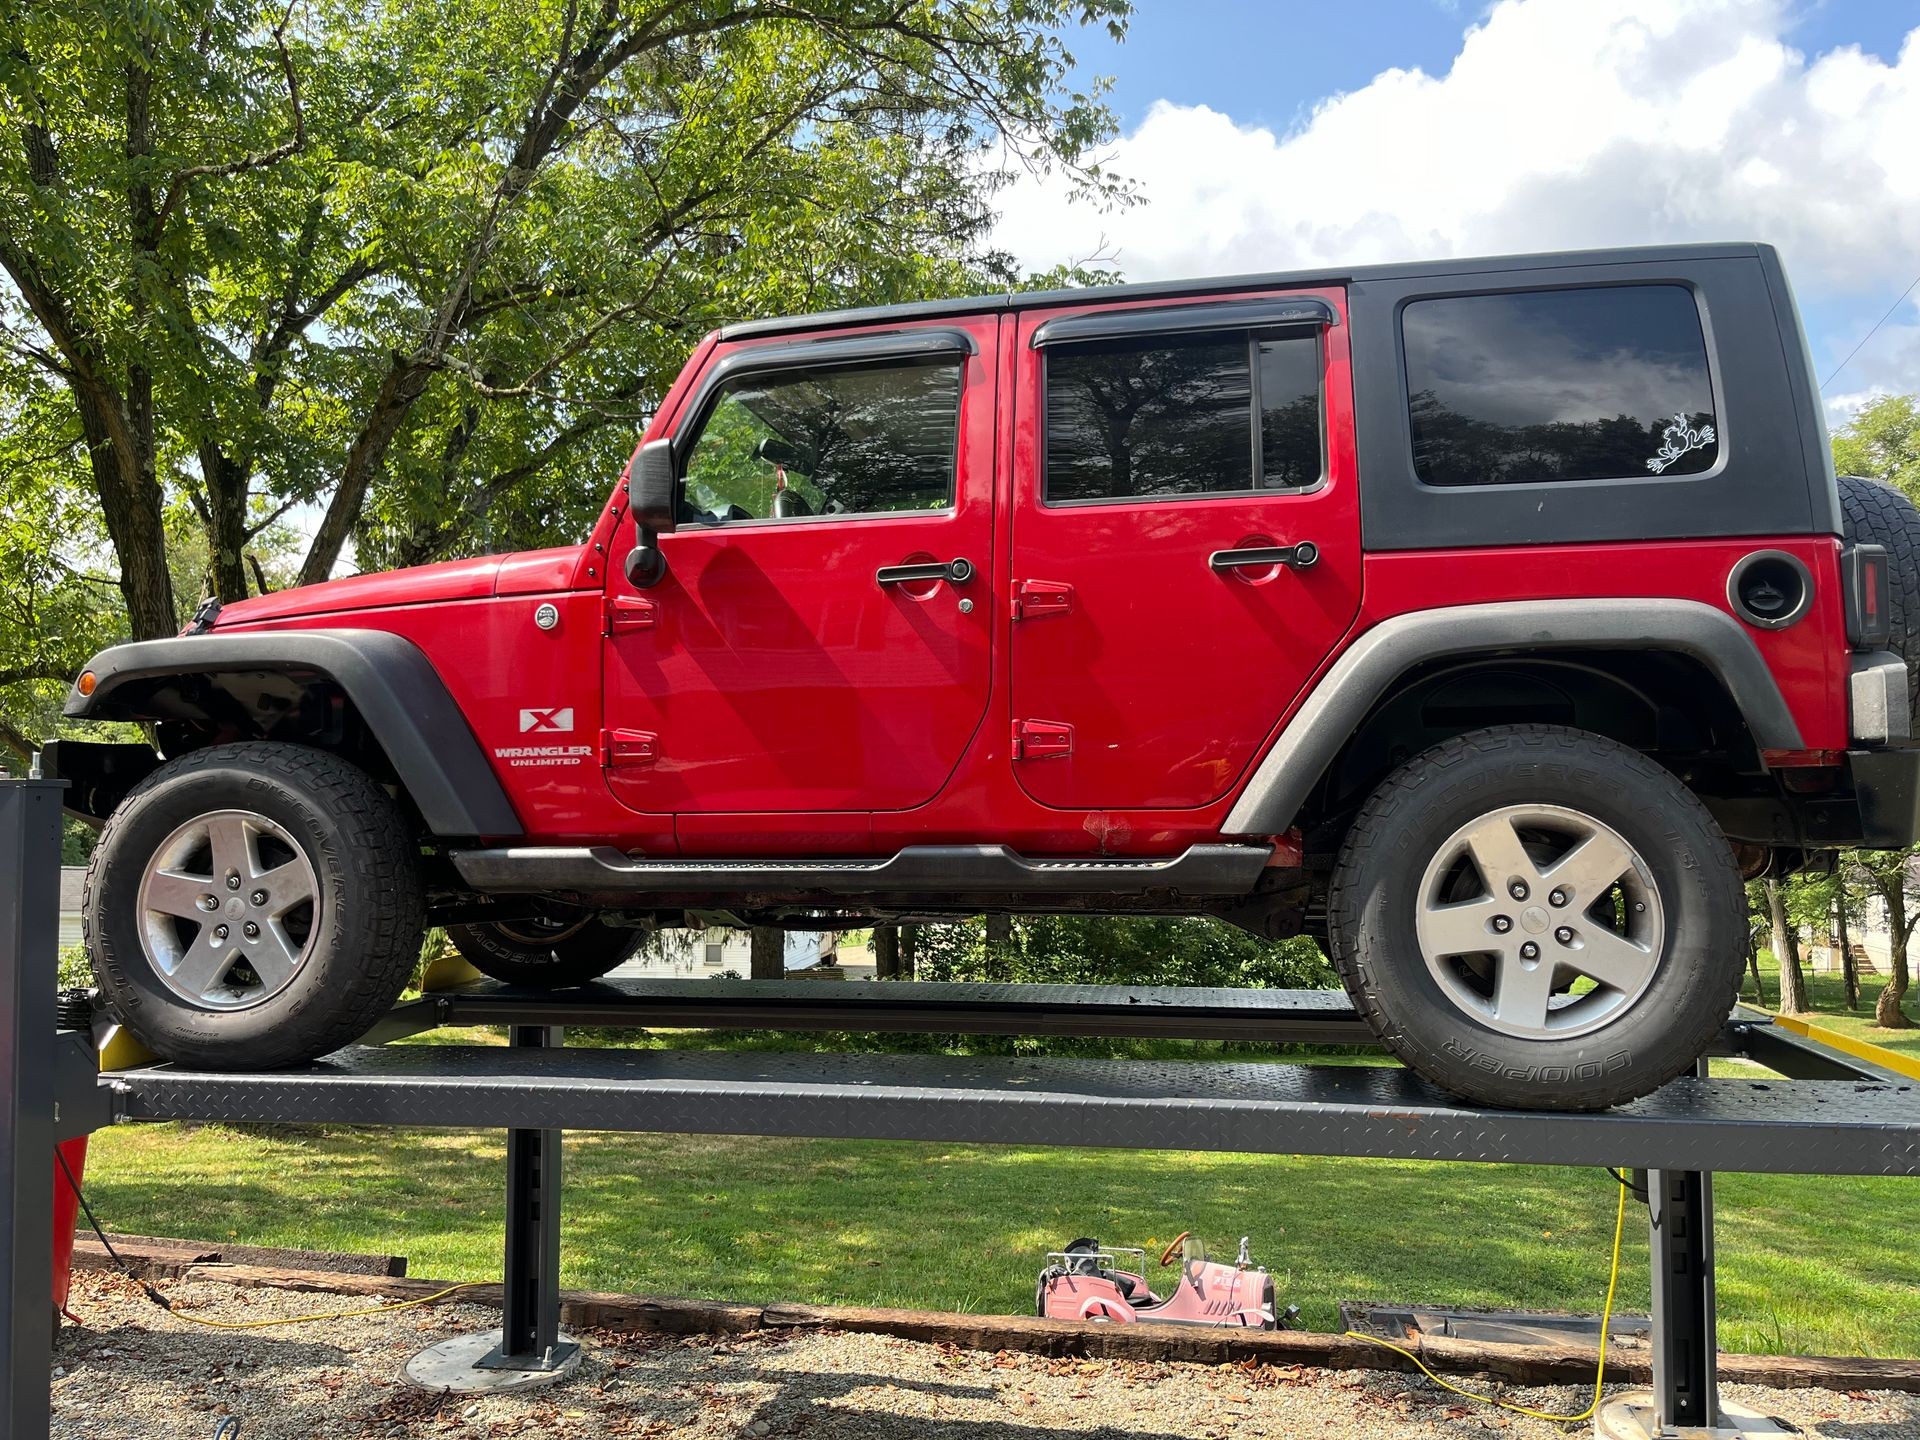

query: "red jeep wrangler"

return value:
[52, 242, 1920, 1110]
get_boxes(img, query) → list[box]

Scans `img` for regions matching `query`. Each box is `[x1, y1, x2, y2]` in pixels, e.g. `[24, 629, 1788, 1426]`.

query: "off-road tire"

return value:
[1327, 724, 1745, 1110]
[447, 915, 639, 987]
[1837, 473, 1920, 734]
[84, 742, 424, 1069]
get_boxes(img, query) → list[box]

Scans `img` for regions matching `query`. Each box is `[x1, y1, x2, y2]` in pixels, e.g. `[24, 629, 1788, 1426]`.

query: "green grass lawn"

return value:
[80, 1018, 1920, 1361]
[1744, 949, 1920, 1063]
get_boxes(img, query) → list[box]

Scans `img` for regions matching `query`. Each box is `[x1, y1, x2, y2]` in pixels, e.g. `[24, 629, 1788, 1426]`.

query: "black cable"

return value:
[55, 1145, 174, 1311]
[1606, 1166, 1648, 1202]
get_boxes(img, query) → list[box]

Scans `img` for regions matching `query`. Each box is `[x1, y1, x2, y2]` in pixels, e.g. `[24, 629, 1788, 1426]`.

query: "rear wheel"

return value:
[84, 743, 424, 1069]
[1328, 724, 1745, 1110]
[448, 911, 639, 987]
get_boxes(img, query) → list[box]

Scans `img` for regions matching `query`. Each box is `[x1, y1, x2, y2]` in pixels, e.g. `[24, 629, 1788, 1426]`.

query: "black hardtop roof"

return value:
[718, 241, 1771, 342]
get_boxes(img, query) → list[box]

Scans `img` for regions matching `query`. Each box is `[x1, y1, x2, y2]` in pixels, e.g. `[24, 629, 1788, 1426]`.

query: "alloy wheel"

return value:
[135, 808, 321, 1010]
[1412, 803, 1665, 1040]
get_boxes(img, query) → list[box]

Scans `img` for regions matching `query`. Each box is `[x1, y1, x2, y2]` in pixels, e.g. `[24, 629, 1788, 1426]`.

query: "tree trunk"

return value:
[748, 926, 784, 981]
[898, 924, 918, 982]
[1875, 881, 1914, 1028]
[872, 925, 899, 981]
[1836, 888, 1860, 1011]
[1745, 922, 1767, 1008]
[1766, 880, 1809, 1014]
[203, 450, 254, 603]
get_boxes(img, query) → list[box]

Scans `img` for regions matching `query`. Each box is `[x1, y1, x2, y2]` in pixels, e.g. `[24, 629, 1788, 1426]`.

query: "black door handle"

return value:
[1209, 542, 1318, 572]
[877, 557, 975, 586]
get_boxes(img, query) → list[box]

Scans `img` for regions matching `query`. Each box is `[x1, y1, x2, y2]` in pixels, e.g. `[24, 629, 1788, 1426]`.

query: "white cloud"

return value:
[994, 0, 1920, 391]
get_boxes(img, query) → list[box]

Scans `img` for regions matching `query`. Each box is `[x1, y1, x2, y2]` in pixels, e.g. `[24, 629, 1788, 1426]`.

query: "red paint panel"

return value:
[599, 316, 999, 815]
[495, 545, 587, 595]
[1006, 287, 1364, 809]
[215, 553, 505, 626]
[1358, 537, 1850, 750]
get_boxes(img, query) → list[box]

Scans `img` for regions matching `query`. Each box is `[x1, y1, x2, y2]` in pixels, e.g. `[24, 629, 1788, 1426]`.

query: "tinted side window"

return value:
[1044, 331, 1322, 503]
[682, 359, 959, 523]
[1402, 285, 1718, 488]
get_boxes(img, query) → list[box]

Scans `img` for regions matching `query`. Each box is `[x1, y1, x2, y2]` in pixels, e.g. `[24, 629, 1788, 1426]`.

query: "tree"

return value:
[912, 915, 1334, 992]
[1761, 878, 1810, 1014]
[1832, 394, 1920, 504]
[2, 0, 1130, 638]
[871, 924, 900, 981]
[1849, 850, 1917, 1029]
[748, 925, 783, 981]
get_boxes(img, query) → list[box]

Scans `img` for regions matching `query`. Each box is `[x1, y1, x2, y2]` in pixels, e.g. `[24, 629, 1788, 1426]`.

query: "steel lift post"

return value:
[7, 777, 1919, 1438]
[493, 1025, 576, 1374]
[1, 780, 62, 1440]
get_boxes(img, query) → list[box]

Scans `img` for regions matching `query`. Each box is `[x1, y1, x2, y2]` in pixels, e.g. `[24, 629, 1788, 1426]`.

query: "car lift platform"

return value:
[4, 781, 1918, 1439]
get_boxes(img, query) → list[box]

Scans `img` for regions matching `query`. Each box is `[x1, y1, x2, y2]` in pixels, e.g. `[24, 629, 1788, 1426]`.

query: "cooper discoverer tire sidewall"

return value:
[83, 743, 425, 1069]
[1328, 725, 1745, 1110]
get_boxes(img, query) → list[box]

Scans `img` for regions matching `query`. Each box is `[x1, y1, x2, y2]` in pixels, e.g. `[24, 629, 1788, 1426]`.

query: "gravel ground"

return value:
[51, 1270, 1920, 1440]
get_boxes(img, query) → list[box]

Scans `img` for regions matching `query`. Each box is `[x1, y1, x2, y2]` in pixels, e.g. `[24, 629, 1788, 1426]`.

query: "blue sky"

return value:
[997, 0, 1920, 419]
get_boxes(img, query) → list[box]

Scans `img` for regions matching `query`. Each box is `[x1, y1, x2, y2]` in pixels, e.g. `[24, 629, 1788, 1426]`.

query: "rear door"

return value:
[1008, 290, 1361, 811]
[601, 319, 997, 817]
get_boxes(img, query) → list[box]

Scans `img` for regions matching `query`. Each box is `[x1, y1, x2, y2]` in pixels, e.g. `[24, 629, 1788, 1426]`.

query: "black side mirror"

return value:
[632, 438, 678, 533]
[624, 438, 677, 589]
[625, 536, 667, 589]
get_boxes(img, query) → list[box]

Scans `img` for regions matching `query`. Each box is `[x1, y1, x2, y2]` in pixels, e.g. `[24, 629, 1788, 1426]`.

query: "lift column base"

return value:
[1595, 1392, 1791, 1440]
[404, 1328, 583, 1393]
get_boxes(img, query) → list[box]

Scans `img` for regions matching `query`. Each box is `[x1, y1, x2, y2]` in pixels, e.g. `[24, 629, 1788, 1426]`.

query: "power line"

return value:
[1822, 269, 1920, 392]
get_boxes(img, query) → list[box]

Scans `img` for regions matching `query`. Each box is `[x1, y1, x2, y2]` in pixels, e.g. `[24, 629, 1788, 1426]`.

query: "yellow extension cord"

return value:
[1342, 1173, 1631, 1424]
[150, 1280, 487, 1331]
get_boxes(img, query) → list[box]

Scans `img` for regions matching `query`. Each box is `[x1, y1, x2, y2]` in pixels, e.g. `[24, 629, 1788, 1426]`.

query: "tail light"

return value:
[1843, 543, 1891, 649]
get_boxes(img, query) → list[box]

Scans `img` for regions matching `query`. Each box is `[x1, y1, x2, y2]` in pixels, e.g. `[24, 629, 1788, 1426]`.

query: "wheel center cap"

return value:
[1520, 905, 1550, 935]
[224, 896, 246, 919]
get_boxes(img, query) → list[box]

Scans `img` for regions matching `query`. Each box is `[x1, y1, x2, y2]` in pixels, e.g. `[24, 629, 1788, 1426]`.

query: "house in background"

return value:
[616, 927, 875, 980]
[58, 867, 84, 949]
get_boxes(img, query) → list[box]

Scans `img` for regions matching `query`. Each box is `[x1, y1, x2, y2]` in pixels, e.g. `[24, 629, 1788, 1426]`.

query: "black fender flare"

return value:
[1220, 598, 1803, 836]
[62, 630, 522, 839]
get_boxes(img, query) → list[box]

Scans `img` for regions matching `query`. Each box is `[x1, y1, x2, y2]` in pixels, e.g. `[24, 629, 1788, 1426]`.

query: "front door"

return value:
[1008, 290, 1362, 811]
[602, 319, 997, 818]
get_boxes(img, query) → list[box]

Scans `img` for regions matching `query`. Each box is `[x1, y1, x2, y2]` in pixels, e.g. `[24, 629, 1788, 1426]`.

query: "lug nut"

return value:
[1555, 926, 1575, 945]
[250, 890, 268, 907]
[198, 895, 218, 913]
[244, 921, 260, 939]
[1491, 915, 1513, 934]
[213, 924, 230, 940]
[1519, 941, 1540, 961]
[226, 874, 242, 891]
[1507, 880, 1530, 901]
[1548, 888, 1569, 907]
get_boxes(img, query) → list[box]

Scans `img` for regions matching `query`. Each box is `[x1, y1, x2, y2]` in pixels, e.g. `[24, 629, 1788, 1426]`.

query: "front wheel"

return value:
[447, 912, 640, 987]
[1327, 724, 1745, 1110]
[84, 743, 425, 1069]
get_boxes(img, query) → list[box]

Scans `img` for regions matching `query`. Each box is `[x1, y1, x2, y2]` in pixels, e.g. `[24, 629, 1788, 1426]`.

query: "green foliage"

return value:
[914, 915, 1336, 992]
[1832, 393, 1920, 504]
[1, 0, 1132, 635]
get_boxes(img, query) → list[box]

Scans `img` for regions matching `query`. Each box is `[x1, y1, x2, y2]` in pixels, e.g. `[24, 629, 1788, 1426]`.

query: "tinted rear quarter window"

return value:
[1044, 331, 1323, 503]
[1402, 285, 1718, 487]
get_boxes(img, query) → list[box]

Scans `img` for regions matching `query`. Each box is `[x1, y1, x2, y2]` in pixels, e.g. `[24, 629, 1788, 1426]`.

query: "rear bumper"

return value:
[1849, 652, 1910, 744]
[1848, 747, 1920, 848]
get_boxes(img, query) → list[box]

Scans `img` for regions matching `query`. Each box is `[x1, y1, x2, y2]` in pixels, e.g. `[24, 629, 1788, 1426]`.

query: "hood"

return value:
[212, 546, 585, 627]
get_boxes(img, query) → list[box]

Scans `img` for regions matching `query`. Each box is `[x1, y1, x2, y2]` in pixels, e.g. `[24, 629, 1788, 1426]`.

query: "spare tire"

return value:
[1837, 473, 1920, 734]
